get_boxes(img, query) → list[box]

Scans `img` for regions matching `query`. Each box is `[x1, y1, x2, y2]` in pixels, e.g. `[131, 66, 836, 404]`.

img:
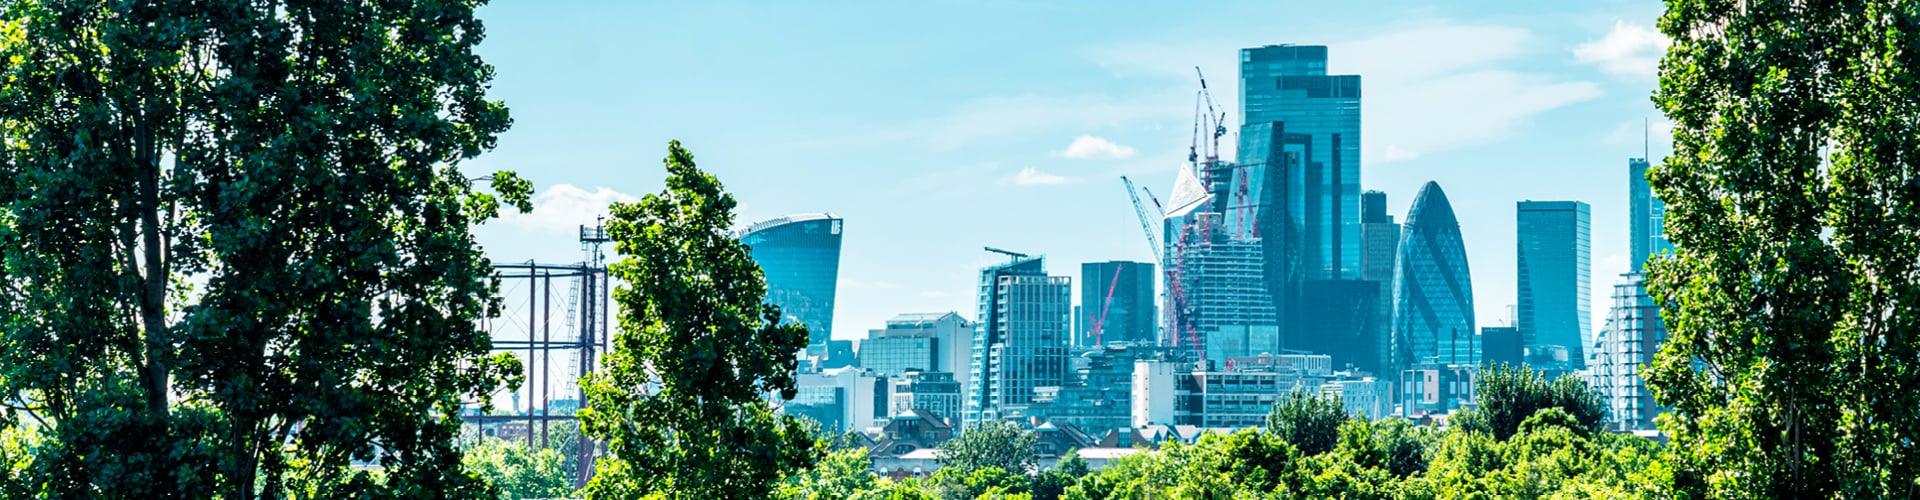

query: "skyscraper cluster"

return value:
[745, 44, 1669, 436]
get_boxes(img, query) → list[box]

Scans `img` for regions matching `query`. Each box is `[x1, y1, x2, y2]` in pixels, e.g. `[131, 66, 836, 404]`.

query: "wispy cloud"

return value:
[1008, 167, 1082, 186]
[1574, 20, 1669, 79]
[839, 278, 904, 291]
[1057, 135, 1139, 160]
[495, 184, 638, 234]
[778, 93, 1181, 153]
[1340, 22, 1603, 163]
[1604, 118, 1673, 148]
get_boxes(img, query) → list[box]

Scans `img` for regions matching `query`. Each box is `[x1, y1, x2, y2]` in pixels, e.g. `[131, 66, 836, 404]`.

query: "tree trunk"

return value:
[135, 105, 175, 495]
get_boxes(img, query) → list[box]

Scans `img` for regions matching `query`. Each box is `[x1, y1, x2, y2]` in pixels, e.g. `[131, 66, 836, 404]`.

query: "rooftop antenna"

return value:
[1643, 117, 1650, 161]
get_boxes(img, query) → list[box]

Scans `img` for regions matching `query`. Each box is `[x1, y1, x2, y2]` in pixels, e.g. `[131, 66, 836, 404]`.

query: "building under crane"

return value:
[962, 248, 1071, 427]
[1117, 67, 1291, 365]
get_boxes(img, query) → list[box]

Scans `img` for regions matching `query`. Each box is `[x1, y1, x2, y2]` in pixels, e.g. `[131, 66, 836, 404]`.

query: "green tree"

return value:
[777, 447, 878, 500]
[1053, 448, 1089, 479]
[1455, 364, 1603, 441]
[576, 141, 814, 499]
[0, 1, 526, 497]
[938, 421, 1038, 477]
[464, 438, 575, 500]
[1267, 388, 1348, 455]
[1647, 0, 1920, 496]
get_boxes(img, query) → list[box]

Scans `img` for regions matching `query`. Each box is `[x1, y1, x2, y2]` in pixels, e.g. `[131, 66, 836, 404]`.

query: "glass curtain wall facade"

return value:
[1240, 44, 1361, 280]
[963, 257, 1071, 426]
[737, 214, 844, 345]
[1078, 261, 1157, 347]
[1360, 191, 1401, 375]
[1516, 201, 1592, 369]
[1629, 158, 1674, 272]
[1391, 182, 1477, 371]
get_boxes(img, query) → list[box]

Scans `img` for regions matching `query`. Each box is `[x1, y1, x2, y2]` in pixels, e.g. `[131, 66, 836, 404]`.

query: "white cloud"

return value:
[1008, 167, 1082, 186]
[494, 184, 638, 234]
[840, 278, 903, 291]
[772, 93, 1182, 153]
[1604, 118, 1674, 147]
[1574, 21, 1669, 79]
[1384, 145, 1422, 162]
[924, 94, 1178, 150]
[1058, 135, 1139, 160]
[1090, 21, 1603, 165]
[1339, 23, 1603, 164]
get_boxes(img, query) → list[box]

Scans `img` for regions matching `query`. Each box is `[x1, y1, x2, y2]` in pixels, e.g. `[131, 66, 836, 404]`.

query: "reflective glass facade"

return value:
[1240, 45, 1361, 280]
[1360, 191, 1400, 374]
[859, 336, 936, 377]
[737, 214, 843, 345]
[1392, 182, 1477, 370]
[1517, 201, 1591, 369]
[1079, 261, 1157, 347]
[1628, 158, 1674, 272]
[963, 257, 1071, 426]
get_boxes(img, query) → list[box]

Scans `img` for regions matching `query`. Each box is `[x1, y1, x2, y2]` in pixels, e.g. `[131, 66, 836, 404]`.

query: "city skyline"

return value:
[465, 1, 1672, 343]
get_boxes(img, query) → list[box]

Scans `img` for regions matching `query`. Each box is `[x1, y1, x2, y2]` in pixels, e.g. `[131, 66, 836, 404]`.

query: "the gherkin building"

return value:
[1391, 182, 1477, 372]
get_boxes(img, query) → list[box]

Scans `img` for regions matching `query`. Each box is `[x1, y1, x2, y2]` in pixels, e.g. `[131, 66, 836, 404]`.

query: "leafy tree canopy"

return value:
[1268, 388, 1349, 455]
[577, 141, 814, 499]
[0, 0, 527, 496]
[1647, 0, 1920, 496]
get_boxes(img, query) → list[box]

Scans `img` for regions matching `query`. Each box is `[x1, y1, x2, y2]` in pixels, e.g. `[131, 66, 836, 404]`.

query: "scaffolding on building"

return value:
[466, 221, 611, 489]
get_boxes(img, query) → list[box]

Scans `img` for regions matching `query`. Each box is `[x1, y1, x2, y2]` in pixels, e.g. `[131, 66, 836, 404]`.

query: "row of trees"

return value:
[773, 365, 1649, 500]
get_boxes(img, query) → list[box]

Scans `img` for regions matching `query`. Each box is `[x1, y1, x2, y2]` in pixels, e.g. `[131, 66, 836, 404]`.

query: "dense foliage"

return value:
[0, 0, 527, 497]
[578, 141, 815, 499]
[938, 421, 1039, 477]
[462, 438, 574, 500]
[1647, 0, 1920, 496]
[1454, 364, 1604, 440]
[1267, 388, 1348, 455]
[774, 371, 1662, 499]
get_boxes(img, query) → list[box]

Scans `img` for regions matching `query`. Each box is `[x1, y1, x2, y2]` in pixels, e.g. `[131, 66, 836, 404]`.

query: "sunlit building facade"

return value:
[963, 256, 1072, 426]
[736, 213, 844, 345]
[1593, 273, 1666, 431]
[1517, 201, 1591, 369]
[1240, 44, 1362, 280]
[1391, 182, 1477, 372]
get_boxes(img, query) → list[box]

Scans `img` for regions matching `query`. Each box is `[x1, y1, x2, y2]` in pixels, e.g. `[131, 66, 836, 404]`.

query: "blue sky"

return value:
[464, 0, 1673, 343]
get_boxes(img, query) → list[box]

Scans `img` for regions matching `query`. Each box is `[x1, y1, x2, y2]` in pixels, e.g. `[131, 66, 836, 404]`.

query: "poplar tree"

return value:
[0, 1, 527, 496]
[1648, 0, 1920, 496]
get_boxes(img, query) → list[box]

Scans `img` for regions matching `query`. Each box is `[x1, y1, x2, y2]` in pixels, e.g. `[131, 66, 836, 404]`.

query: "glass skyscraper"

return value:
[1517, 201, 1592, 369]
[1360, 191, 1401, 375]
[1392, 182, 1477, 371]
[1239, 44, 1361, 280]
[736, 213, 843, 345]
[1078, 261, 1157, 347]
[963, 256, 1071, 426]
[1629, 158, 1673, 271]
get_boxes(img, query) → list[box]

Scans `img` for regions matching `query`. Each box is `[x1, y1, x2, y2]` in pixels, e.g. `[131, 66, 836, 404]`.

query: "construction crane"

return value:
[1119, 176, 1163, 265]
[1087, 266, 1124, 346]
[983, 246, 1028, 260]
[1193, 66, 1228, 170]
